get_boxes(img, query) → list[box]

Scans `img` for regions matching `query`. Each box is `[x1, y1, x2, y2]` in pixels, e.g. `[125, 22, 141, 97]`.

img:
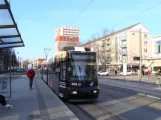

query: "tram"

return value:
[49, 47, 99, 101]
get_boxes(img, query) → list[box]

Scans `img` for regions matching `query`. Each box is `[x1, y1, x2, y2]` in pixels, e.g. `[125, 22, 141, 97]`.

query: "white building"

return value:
[151, 35, 161, 71]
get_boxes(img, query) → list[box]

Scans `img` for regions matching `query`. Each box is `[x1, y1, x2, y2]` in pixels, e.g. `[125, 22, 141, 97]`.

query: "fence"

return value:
[0, 76, 11, 98]
[0, 52, 13, 98]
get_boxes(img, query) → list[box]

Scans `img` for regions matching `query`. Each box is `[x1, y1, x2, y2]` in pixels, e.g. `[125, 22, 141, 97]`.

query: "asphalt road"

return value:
[67, 82, 161, 120]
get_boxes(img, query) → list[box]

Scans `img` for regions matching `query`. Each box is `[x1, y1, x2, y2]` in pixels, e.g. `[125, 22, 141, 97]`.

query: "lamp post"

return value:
[44, 48, 51, 59]
[44, 48, 51, 85]
[139, 29, 142, 82]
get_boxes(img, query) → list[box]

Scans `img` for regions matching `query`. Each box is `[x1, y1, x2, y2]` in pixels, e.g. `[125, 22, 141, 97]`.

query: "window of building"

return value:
[144, 34, 147, 38]
[133, 57, 140, 61]
[144, 41, 147, 45]
[144, 48, 147, 53]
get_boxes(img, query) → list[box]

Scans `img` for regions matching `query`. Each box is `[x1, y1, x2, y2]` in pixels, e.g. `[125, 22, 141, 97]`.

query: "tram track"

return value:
[66, 102, 124, 120]
[65, 83, 154, 120]
[65, 83, 131, 120]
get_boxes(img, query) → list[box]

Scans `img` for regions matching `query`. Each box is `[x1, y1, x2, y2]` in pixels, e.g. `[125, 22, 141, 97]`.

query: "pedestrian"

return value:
[142, 69, 144, 76]
[115, 70, 117, 76]
[147, 69, 151, 80]
[27, 68, 36, 90]
[157, 69, 161, 76]
[0, 94, 13, 109]
[137, 69, 140, 76]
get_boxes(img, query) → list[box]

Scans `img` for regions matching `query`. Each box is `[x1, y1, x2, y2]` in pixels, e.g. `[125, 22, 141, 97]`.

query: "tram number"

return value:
[71, 83, 77, 86]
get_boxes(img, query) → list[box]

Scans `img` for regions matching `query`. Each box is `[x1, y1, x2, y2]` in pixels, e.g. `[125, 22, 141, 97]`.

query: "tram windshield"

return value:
[69, 53, 97, 81]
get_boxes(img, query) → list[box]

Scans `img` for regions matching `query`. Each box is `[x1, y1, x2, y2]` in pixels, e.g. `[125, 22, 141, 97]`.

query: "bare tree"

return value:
[96, 32, 100, 39]
[91, 33, 97, 41]
[101, 28, 110, 37]
[23, 59, 30, 68]
[81, 28, 116, 71]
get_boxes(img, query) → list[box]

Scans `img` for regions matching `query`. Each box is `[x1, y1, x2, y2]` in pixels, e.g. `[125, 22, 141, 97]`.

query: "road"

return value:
[67, 79, 161, 120]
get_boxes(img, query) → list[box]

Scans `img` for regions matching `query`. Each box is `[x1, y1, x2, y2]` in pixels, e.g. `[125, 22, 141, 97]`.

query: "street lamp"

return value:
[44, 48, 51, 59]
[44, 48, 51, 85]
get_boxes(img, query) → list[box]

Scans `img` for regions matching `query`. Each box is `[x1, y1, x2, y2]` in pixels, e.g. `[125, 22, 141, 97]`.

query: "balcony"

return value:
[106, 47, 111, 51]
[121, 44, 127, 48]
[107, 55, 111, 58]
[106, 42, 111, 45]
[120, 35, 127, 41]
[122, 52, 127, 56]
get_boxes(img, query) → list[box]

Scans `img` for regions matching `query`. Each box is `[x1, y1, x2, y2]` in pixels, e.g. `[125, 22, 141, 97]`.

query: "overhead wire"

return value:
[112, 1, 161, 27]
[70, 0, 94, 25]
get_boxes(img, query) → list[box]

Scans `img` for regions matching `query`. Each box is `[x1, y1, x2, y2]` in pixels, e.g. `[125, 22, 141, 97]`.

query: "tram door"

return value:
[58, 61, 67, 98]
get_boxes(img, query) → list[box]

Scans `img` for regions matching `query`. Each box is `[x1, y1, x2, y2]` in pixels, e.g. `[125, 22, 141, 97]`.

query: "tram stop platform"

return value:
[0, 73, 79, 120]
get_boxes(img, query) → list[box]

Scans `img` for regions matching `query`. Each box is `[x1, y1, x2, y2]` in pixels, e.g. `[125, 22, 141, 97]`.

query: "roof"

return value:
[153, 35, 161, 38]
[82, 23, 140, 46]
[37, 58, 46, 61]
[0, 0, 24, 49]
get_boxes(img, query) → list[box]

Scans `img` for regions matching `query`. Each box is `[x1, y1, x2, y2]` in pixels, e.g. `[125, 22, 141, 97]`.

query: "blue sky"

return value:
[10, 0, 161, 61]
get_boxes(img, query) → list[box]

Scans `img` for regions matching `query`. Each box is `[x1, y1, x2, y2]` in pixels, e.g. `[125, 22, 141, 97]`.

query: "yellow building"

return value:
[33, 58, 46, 68]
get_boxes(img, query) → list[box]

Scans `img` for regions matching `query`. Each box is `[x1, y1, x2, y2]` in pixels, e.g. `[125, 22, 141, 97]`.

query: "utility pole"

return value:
[139, 29, 142, 82]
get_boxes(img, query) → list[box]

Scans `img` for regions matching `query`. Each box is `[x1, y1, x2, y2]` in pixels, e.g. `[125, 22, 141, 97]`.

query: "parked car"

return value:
[119, 70, 133, 76]
[98, 71, 109, 76]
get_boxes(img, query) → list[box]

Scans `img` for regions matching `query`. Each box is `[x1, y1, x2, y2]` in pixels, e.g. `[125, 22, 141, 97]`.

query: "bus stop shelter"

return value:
[0, 0, 24, 48]
[0, 0, 25, 97]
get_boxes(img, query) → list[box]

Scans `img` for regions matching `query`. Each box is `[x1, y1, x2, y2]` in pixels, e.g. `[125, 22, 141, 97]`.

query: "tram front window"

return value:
[69, 53, 97, 81]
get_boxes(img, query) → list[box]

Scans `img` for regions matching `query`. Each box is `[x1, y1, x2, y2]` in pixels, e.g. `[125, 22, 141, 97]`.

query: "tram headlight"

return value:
[93, 90, 97, 94]
[71, 91, 77, 95]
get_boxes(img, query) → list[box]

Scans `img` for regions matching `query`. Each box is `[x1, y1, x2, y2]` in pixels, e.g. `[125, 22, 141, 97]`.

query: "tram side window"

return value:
[60, 62, 66, 81]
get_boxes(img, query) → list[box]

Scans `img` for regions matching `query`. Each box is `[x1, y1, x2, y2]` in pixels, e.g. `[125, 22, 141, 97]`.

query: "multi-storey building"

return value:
[151, 35, 161, 71]
[82, 23, 152, 71]
[55, 26, 80, 52]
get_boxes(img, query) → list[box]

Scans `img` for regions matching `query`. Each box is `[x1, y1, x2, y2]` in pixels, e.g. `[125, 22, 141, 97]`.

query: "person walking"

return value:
[147, 69, 151, 80]
[27, 68, 35, 90]
[115, 70, 117, 76]
[0, 94, 13, 109]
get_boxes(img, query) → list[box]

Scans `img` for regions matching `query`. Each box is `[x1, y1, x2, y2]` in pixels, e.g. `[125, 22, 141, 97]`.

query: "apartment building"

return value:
[150, 35, 161, 71]
[55, 26, 80, 52]
[82, 23, 152, 71]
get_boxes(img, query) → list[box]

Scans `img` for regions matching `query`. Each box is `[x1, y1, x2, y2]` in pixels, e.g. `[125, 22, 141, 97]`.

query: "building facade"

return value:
[81, 23, 152, 71]
[151, 35, 161, 71]
[55, 26, 80, 52]
[33, 58, 46, 68]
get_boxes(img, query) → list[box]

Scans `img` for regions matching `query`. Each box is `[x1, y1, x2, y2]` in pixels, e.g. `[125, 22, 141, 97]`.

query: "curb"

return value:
[99, 76, 158, 86]
[100, 80, 161, 100]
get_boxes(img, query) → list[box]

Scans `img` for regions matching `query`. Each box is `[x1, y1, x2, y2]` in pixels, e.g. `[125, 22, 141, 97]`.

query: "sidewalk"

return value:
[0, 74, 79, 120]
[100, 75, 161, 85]
[99, 77, 161, 98]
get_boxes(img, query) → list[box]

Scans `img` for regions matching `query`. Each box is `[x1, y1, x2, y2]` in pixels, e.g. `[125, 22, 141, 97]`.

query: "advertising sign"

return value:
[123, 61, 127, 76]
